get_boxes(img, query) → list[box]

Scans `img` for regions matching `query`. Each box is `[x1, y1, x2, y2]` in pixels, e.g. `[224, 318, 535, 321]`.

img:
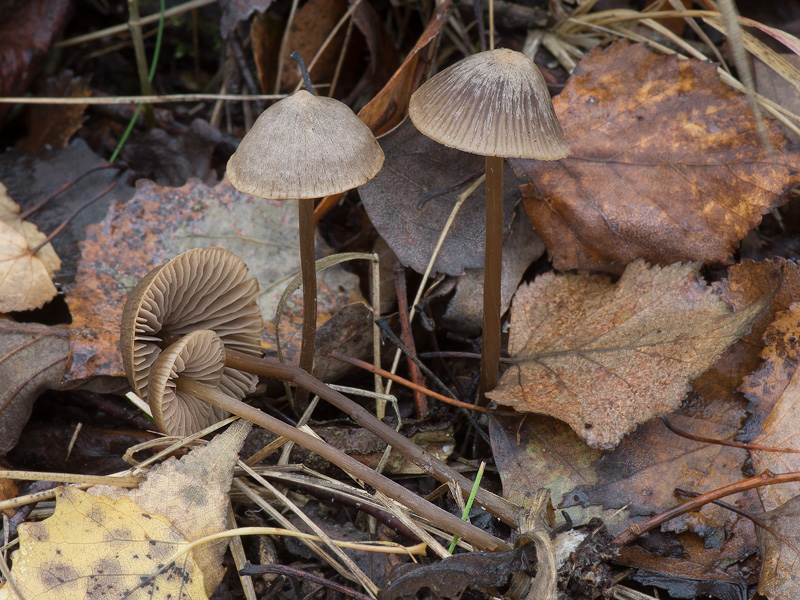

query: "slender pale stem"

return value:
[479, 155, 504, 402]
[298, 197, 318, 381]
[223, 348, 523, 528]
[174, 375, 507, 551]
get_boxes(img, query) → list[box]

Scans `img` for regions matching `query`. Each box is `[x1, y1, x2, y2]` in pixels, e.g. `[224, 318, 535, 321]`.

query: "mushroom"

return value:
[408, 48, 569, 399]
[120, 246, 263, 405]
[121, 247, 523, 528]
[146, 328, 506, 551]
[226, 55, 384, 389]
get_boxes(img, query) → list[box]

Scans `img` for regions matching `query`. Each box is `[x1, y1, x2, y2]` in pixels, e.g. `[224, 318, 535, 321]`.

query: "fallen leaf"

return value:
[361, 117, 522, 276]
[514, 40, 800, 274]
[0, 0, 71, 123]
[219, 0, 274, 39]
[356, 0, 451, 137]
[0, 321, 69, 456]
[89, 420, 251, 595]
[379, 542, 537, 600]
[740, 303, 800, 511]
[15, 71, 90, 152]
[65, 179, 364, 381]
[0, 182, 61, 312]
[488, 260, 770, 449]
[443, 208, 544, 336]
[0, 139, 135, 285]
[278, 0, 349, 91]
[693, 259, 800, 406]
[756, 495, 800, 600]
[121, 119, 224, 187]
[0, 487, 206, 600]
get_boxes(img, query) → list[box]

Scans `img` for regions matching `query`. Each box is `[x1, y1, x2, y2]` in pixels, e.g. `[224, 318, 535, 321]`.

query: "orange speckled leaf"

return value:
[65, 179, 363, 382]
[513, 40, 800, 274]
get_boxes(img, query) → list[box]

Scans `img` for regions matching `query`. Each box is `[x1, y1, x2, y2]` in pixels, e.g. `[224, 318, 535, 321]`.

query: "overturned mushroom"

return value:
[409, 48, 569, 399]
[146, 328, 506, 551]
[121, 247, 523, 528]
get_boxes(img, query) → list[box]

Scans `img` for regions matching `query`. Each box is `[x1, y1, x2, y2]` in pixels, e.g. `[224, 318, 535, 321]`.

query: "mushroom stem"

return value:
[222, 348, 524, 528]
[297, 196, 318, 402]
[173, 375, 508, 551]
[479, 155, 504, 402]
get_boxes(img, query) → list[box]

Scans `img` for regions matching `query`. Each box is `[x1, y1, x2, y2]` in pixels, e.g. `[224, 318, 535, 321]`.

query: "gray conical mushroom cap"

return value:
[149, 329, 230, 436]
[121, 247, 263, 403]
[409, 48, 570, 160]
[227, 90, 385, 199]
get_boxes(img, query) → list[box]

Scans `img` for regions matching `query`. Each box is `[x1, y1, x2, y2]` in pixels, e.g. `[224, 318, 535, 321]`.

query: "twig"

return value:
[239, 562, 373, 600]
[661, 416, 800, 453]
[394, 267, 428, 416]
[613, 470, 800, 545]
[19, 163, 121, 220]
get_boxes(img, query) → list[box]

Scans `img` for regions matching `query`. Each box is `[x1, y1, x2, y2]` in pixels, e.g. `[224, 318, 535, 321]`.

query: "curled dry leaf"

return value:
[694, 259, 800, 405]
[0, 320, 69, 456]
[756, 495, 800, 600]
[488, 260, 771, 449]
[0, 182, 61, 312]
[514, 40, 800, 274]
[740, 303, 800, 511]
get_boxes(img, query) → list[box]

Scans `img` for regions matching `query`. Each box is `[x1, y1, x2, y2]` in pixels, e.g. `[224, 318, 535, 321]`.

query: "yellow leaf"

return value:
[0, 183, 61, 312]
[0, 487, 207, 600]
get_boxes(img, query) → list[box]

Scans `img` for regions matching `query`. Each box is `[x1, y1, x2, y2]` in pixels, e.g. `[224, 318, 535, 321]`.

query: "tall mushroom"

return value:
[121, 247, 523, 527]
[226, 58, 384, 392]
[408, 48, 569, 400]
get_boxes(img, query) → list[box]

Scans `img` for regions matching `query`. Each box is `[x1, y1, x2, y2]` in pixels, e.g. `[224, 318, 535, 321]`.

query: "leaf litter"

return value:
[5, 2, 800, 599]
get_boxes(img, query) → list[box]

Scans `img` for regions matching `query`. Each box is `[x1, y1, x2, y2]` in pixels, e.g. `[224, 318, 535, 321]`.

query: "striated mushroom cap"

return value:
[226, 90, 385, 199]
[409, 48, 570, 160]
[121, 247, 263, 403]
[149, 329, 230, 436]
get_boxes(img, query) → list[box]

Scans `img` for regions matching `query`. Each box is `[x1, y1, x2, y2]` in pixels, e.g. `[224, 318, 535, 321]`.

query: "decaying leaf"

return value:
[0, 487, 206, 600]
[514, 40, 800, 274]
[0, 182, 61, 312]
[0, 320, 69, 456]
[361, 117, 521, 276]
[756, 495, 800, 600]
[740, 303, 800, 511]
[379, 542, 537, 600]
[693, 259, 800, 405]
[65, 179, 364, 381]
[488, 260, 770, 449]
[89, 420, 251, 595]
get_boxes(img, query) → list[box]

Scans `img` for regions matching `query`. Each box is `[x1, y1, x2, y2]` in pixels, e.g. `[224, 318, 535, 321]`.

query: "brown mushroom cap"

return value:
[148, 329, 230, 436]
[121, 247, 263, 403]
[409, 48, 569, 160]
[226, 90, 385, 200]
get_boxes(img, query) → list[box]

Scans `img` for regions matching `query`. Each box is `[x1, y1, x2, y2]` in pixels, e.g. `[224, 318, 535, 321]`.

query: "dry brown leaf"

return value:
[513, 40, 800, 274]
[89, 420, 250, 595]
[0, 321, 69, 456]
[740, 303, 800, 511]
[0, 182, 61, 312]
[756, 495, 800, 600]
[488, 260, 770, 449]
